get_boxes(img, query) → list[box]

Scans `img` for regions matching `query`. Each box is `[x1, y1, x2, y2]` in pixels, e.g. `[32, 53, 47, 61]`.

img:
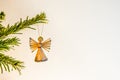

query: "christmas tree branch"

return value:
[0, 53, 24, 74]
[0, 12, 47, 39]
[0, 37, 20, 51]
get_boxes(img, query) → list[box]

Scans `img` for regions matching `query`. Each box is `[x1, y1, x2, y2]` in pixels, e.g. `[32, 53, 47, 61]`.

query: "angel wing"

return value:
[29, 37, 39, 52]
[41, 38, 51, 52]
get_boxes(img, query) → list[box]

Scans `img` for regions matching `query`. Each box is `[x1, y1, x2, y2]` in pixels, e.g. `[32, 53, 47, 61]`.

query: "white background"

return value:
[0, 0, 120, 80]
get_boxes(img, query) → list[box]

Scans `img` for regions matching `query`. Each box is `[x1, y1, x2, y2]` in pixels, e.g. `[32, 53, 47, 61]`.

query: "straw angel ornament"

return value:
[29, 36, 51, 62]
[29, 25, 51, 62]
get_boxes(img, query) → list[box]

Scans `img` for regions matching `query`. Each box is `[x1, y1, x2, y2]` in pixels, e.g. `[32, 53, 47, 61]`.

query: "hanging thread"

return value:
[37, 24, 44, 36]
[37, 25, 40, 36]
[41, 24, 44, 36]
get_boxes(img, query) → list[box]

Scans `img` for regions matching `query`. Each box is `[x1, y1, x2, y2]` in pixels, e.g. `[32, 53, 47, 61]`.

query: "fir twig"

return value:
[0, 53, 24, 74]
[0, 37, 20, 51]
[0, 12, 47, 39]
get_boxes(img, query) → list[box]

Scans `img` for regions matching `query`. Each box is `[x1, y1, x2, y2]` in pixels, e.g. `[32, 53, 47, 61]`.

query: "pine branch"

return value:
[0, 53, 24, 74]
[0, 37, 20, 51]
[0, 12, 47, 39]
